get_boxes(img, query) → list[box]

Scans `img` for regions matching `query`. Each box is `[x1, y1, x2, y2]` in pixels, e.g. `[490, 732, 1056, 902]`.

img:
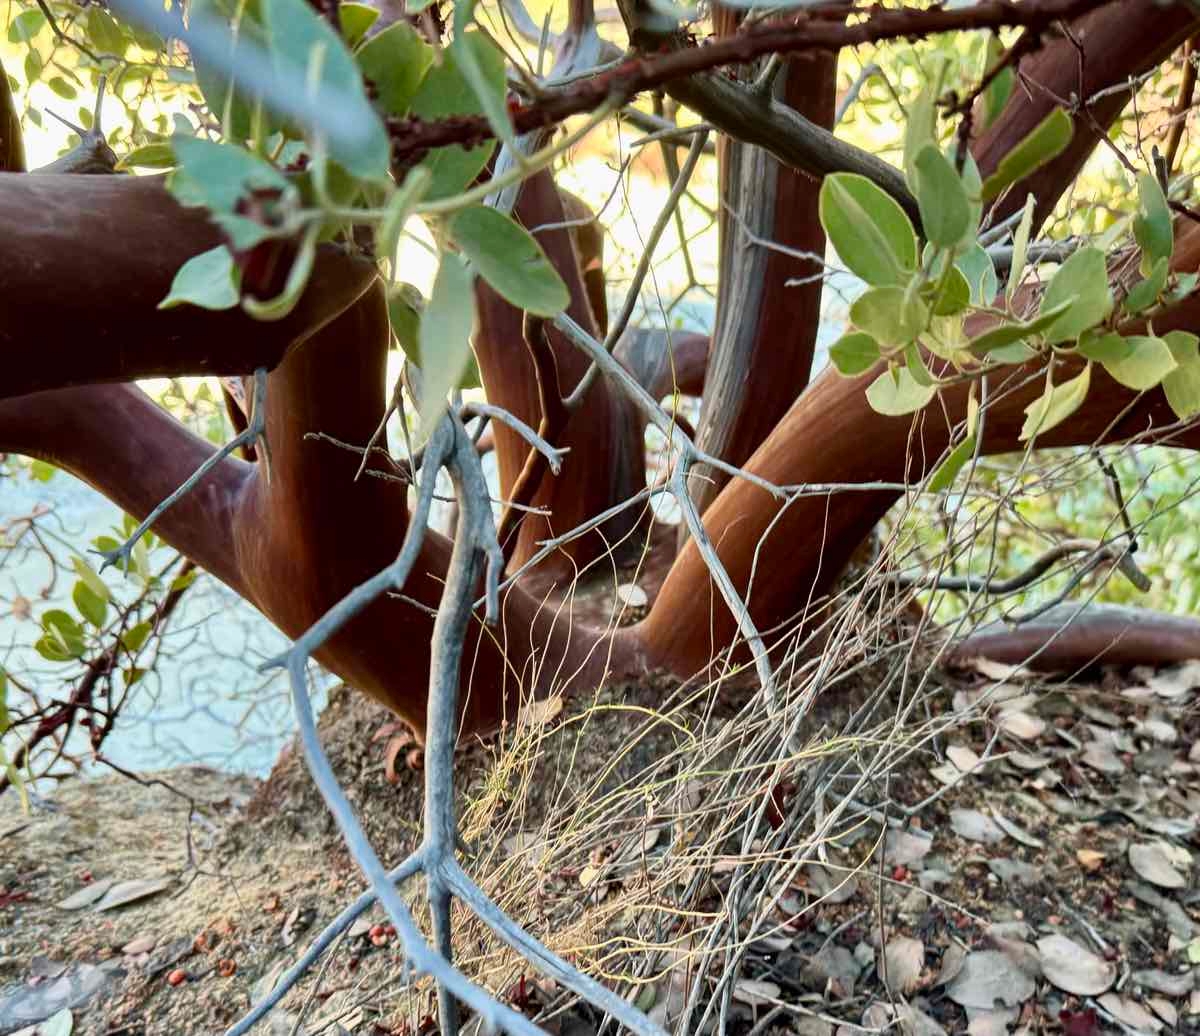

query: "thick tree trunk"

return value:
[688, 6, 837, 519]
[0, 175, 378, 398]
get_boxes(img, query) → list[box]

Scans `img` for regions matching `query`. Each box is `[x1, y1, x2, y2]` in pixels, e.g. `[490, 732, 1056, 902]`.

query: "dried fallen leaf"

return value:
[883, 828, 933, 866]
[1080, 741, 1125, 776]
[121, 933, 157, 956]
[990, 810, 1044, 849]
[1076, 848, 1106, 872]
[1097, 993, 1162, 1032]
[966, 1007, 1017, 1036]
[949, 809, 1005, 845]
[970, 659, 1033, 681]
[999, 710, 1046, 740]
[945, 951, 1034, 1009]
[1007, 751, 1051, 771]
[56, 879, 116, 911]
[615, 582, 649, 609]
[731, 978, 780, 1008]
[1129, 842, 1187, 889]
[517, 695, 564, 731]
[883, 936, 925, 994]
[1147, 995, 1178, 1027]
[947, 744, 981, 772]
[1037, 934, 1116, 996]
[92, 876, 174, 912]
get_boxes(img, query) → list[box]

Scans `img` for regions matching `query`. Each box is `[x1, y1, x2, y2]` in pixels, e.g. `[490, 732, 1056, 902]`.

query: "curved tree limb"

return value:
[0, 175, 378, 398]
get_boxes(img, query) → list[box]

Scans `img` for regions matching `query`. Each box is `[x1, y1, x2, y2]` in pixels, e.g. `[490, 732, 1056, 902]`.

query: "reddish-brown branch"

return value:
[690, 6, 837, 520]
[0, 175, 378, 398]
[472, 169, 644, 581]
[950, 604, 1200, 670]
[387, 0, 1117, 162]
[973, 0, 1199, 228]
[494, 316, 570, 562]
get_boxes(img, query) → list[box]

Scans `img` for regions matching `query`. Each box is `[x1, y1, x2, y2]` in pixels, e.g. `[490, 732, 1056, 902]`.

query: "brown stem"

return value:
[1165, 37, 1198, 174]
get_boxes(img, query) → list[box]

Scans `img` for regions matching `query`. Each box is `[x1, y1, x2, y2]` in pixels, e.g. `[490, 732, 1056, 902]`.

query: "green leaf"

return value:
[1039, 246, 1112, 344]
[170, 135, 290, 214]
[356, 22, 433, 116]
[7, 9, 46, 43]
[981, 33, 1013, 130]
[1098, 334, 1177, 391]
[117, 142, 177, 170]
[967, 300, 1072, 356]
[927, 264, 970, 316]
[73, 581, 108, 629]
[1020, 364, 1091, 440]
[902, 61, 944, 189]
[1006, 193, 1036, 304]
[451, 29, 514, 150]
[340, 2, 380, 46]
[955, 243, 998, 306]
[449, 206, 569, 317]
[171, 567, 200, 593]
[819, 173, 917, 287]
[388, 283, 423, 360]
[913, 145, 970, 248]
[86, 8, 126, 54]
[829, 331, 880, 376]
[1122, 255, 1169, 314]
[378, 166, 432, 265]
[865, 365, 936, 416]
[409, 32, 504, 200]
[1133, 171, 1172, 272]
[122, 622, 153, 655]
[1162, 331, 1200, 420]
[73, 556, 111, 604]
[981, 108, 1073, 201]
[158, 246, 241, 311]
[48, 77, 77, 100]
[1076, 330, 1128, 365]
[928, 434, 976, 493]
[39, 610, 86, 661]
[850, 284, 928, 346]
[29, 459, 57, 482]
[262, 0, 390, 179]
[417, 252, 477, 434]
[190, 0, 271, 141]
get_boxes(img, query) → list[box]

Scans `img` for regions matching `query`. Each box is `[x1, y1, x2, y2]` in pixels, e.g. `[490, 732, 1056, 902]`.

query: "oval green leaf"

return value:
[866, 365, 936, 417]
[449, 206, 569, 317]
[819, 173, 918, 287]
[829, 331, 881, 376]
[158, 246, 241, 311]
[981, 108, 1073, 202]
[1039, 246, 1112, 345]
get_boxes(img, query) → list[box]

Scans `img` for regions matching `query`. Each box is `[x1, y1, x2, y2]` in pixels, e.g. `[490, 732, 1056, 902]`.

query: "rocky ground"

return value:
[1, 657, 1198, 1036]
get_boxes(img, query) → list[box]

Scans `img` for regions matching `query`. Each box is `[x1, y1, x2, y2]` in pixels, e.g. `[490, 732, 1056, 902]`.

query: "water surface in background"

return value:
[1, 470, 310, 780]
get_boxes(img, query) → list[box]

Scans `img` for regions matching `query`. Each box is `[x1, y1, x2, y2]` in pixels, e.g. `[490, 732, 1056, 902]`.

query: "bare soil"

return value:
[1, 661, 1198, 1036]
